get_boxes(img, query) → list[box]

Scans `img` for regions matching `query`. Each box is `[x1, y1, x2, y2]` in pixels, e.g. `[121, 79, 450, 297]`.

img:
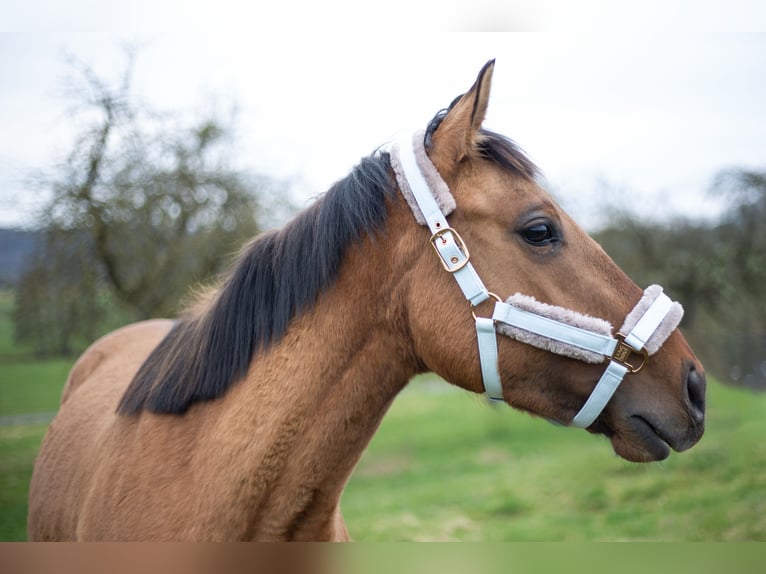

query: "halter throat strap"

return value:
[389, 133, 683, 428]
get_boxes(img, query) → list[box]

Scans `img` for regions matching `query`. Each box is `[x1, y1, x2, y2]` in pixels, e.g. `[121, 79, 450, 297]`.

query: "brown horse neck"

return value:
[211, 210, 422, 540]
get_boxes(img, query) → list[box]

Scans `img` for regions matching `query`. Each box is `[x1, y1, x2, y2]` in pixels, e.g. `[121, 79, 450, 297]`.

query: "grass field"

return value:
[1, 291, 765, 541]
[0, 292, 72, 416]
[343, 380, 766, 541]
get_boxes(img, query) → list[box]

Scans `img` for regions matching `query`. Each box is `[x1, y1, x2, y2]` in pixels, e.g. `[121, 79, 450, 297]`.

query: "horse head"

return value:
[395, 60, 705, 462]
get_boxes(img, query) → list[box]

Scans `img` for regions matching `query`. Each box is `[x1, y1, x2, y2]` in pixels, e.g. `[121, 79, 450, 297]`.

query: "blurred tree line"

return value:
[13, 53, 290, 355]
[594, 169, 766, 389]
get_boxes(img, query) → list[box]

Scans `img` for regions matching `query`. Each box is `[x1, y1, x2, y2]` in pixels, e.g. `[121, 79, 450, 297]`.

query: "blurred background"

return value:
[1, 1, 765, 541]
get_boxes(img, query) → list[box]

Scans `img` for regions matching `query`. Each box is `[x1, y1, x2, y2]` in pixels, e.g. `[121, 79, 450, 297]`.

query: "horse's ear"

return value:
[428, 59, 495, 175]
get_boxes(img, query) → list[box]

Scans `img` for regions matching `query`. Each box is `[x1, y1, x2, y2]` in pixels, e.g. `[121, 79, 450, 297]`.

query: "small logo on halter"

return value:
[611, 337, 649, 373]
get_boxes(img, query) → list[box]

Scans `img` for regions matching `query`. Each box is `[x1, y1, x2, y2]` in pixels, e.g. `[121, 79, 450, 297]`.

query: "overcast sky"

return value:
[1, 1, 765, 230]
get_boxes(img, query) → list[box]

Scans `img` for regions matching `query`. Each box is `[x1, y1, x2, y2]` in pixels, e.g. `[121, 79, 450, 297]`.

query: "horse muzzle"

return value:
[595, 359, 706, 462]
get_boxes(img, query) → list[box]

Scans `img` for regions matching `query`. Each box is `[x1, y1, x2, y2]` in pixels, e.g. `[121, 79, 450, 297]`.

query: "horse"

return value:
[27, 60, 706, 541]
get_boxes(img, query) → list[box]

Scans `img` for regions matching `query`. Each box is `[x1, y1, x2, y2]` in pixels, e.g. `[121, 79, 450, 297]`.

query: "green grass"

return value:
[0, 361, 71, 417]
[341, 378, 766, 541]
[1, 290, 765, 541]
[0, 424, 48, 540]
[0, 292, 72, 416]
[0, 291, 73, 540]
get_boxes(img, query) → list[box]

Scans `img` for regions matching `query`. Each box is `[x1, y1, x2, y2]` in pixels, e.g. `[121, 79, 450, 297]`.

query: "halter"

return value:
[390, 132, 684, 428]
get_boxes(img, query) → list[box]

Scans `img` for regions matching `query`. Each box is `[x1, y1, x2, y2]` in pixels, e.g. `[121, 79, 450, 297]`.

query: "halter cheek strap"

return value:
[390, 132, 684, 428]
[394, 131, 490, 307]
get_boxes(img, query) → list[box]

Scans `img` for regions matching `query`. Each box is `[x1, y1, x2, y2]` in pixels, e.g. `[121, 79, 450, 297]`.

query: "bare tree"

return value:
[14, 51, 286, 354]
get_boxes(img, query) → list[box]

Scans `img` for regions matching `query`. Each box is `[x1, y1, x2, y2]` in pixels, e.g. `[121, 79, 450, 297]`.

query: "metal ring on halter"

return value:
[471, 292, 503, 321]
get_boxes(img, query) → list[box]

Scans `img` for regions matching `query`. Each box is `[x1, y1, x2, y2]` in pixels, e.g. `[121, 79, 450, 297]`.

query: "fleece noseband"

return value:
[390, 132, 684, 428]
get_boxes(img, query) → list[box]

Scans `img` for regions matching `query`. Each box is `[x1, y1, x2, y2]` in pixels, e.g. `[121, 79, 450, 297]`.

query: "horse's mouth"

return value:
[626, 415, 673, 460]
[593, 416, 673, 462]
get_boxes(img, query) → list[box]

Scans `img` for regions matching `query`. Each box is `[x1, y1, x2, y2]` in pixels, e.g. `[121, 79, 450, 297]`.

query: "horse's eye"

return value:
[521, 222, 557, 246]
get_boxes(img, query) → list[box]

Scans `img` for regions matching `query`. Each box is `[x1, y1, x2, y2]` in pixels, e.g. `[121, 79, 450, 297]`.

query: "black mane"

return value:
[118, 121, 539, 415]
[117, 152, 397, 415]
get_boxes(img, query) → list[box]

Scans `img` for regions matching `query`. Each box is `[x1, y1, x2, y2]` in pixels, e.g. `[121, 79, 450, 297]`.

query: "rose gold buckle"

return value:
[430, 227, 470, 273]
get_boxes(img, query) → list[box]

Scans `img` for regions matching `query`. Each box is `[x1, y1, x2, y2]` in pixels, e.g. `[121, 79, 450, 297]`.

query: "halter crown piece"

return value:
[389, 132, 684, 428]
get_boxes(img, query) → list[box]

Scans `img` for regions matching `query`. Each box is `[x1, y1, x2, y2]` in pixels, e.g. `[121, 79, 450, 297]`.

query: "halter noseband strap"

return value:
[390, 132, 684, 428]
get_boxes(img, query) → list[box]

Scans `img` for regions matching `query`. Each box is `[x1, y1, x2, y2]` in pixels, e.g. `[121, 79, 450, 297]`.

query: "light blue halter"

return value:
[391, 132, 683, 428]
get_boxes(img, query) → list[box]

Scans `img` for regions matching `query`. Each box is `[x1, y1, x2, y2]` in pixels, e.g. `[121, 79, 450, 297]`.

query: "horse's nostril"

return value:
[686, 365, 706, 424]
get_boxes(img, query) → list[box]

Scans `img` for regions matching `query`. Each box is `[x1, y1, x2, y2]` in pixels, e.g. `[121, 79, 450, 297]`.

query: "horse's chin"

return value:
[592, 417, 672, 463]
